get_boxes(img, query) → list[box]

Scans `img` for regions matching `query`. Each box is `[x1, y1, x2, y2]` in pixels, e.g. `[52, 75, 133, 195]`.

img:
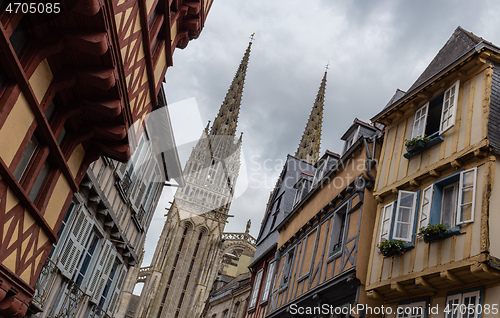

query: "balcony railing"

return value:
[31, 258, 110, 318]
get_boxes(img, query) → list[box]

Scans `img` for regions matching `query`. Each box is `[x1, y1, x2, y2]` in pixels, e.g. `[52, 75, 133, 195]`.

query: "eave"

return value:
[372, 43, 500, 125]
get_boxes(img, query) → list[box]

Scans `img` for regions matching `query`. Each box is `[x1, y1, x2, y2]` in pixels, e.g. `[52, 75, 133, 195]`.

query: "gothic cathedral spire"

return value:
[210, 40, 252, 137]
[131, 39, 253, 318]
[295, 70, 327, 164]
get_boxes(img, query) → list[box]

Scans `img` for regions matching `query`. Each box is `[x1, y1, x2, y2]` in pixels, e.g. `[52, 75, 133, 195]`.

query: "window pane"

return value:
[13, 136, 38, 181]
[441, 185, 457, 227]
[10, 20, 30, 57]
[29, 160, 51, 202]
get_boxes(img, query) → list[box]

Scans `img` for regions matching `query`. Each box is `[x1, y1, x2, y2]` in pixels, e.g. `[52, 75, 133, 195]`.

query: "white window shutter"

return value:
[58, 211, 94, 278]
[90, 244, 116, 304]
[440, 80, 460, 133]
[393, 191, 417, 242]
[85, 239, 113, 301]
[419, 186, 433, 228]
[411, 103, 429, 139]
[379, 202, 394, 243]
[457, 167, 477, 224]
[106, 266, 128, 314]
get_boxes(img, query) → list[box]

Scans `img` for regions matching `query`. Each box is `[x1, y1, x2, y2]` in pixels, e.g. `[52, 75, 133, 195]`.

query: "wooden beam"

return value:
[451, 160, 462, 169]
[414, 276, 436, 291]
[410, 179, 420, 187]
[470, 263, 500, 279]
[429, 169, 441, 178]
[366, 290, 382, 299]
[440, 270, 464, 285]
[391, 282, 405, 294]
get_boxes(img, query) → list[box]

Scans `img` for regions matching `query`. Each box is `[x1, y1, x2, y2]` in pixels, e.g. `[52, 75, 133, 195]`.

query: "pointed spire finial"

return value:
[295, 70, 328, 164]
[250, 33, 255, 42]
[210, 40, 252, 137]
[325, 62, 330, 71]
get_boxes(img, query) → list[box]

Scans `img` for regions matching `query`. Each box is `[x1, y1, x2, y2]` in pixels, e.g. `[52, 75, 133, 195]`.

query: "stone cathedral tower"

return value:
[133, 40, 252, 318]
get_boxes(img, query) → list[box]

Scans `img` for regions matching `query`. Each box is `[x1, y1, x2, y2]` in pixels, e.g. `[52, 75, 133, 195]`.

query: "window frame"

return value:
[445, 290, 481, 318]
[328, 202, 349, 258]
[393, 191, 418, 242]
[457, 167, 477, 225]
[419, 185, 433, 229]
[440, 80, 460, 133]
[411, 103, 429, 139]
[248, 268, 264, 309]
[379, 202, 394, 244]
[312, 157, 329, 186]
[260, 261, 275, 303]
[293, 180, 307, 207]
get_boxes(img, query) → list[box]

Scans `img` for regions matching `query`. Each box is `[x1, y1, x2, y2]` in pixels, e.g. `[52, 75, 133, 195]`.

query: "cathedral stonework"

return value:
[131, 40, 253, 318]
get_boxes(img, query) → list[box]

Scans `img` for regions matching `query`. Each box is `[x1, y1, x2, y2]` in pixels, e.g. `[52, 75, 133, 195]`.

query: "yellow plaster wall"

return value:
[67, 144, 85, 178]
[278, 151, 367, 248]
[488, 158, 500, 258]
[29, 59, 53, 103]
[44, 175, 71, 230]
[154, 46, 166, 83]
[0, 93, 35, 166]
[370, 163, 486, 284]
[375, 69, 487, 194]
[170, 20, 178, 45]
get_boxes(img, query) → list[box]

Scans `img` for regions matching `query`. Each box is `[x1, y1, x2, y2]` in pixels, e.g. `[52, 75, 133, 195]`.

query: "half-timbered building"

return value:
[366, 27, 500, 318]
[245, 71, 327, 318]
[27, 87, 183, 318]
[0, 0, 212, 316]
[266, 119, 381, 318]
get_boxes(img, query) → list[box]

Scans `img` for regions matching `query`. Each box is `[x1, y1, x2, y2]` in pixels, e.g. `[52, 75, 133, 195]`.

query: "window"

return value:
[281, 248, 295, 287]
[343, 126, 360, 154]
[410, 81, 460, 138]
[378, 191, 418, 245]
[458, 168, 476, 224]
[293, 180, 307, 207]
[312, 157, 329, 186]
[418, 186, 433, 228]
[411, 104, 429, 139]
[13, 135, 38, 182]
[29, 159, 52, 202]
[441, 183, 458, 228]
[397, 301, 426, 318]
[10, 20, 30, 58]
[427, 168, 477, 228]
[393, 191, 418, 242]
[379, 202, 394, 243]
[249, 269, 263, 309]
[328, 202, 348, 257]
[261, 262, 275, 302]
[445, 290, 481, 318]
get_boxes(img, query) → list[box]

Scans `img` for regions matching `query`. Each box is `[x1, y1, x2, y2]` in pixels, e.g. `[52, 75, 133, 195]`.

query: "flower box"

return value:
[419, 224, 449, 243]
[378, 239, 405, 257]
[406, 139, 427, 153]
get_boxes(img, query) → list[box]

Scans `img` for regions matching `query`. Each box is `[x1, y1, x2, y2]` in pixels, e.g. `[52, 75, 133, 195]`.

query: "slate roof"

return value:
[407, 26, 483, 93]
[374, 26, 500, 121]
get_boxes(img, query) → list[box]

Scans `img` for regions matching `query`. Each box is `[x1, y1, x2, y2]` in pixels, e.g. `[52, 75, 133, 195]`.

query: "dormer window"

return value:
[411, 81, 460, 139]
[293, 180, 307, 207]
[312, 157, 329, 186]
[342, 126, 360, 154]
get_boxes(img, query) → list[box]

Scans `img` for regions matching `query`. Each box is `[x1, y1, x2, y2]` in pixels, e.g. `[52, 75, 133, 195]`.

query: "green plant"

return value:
[404, 135, 431, 148]
[377, 239, 405, 256]
[418, 223, 448, 237]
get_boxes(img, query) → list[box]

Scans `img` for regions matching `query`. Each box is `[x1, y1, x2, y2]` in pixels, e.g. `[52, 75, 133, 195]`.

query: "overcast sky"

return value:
[141, 0, 500, 267]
